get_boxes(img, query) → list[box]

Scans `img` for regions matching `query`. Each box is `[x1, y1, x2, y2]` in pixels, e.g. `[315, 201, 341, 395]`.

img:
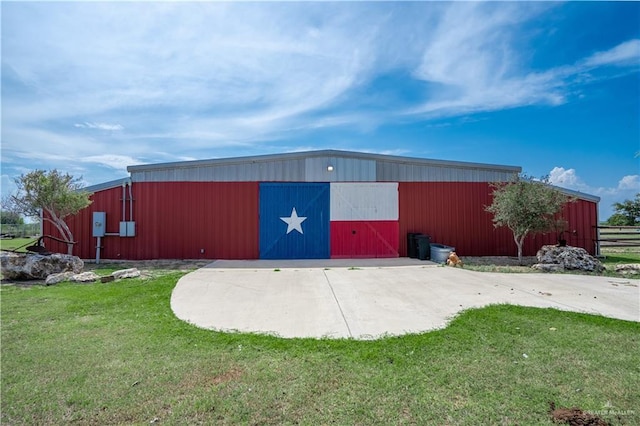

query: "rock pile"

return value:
[532, 245, 605, 273]
[1, 252, 141, 285]
[112, 268, 141, 279]
[0, 252, 83, 280]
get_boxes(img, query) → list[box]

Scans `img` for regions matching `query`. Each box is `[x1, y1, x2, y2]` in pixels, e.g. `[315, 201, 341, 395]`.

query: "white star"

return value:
[280, 207, 307, 235]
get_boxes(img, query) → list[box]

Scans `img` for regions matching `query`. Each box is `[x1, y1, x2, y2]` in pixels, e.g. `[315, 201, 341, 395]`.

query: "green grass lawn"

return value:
[2, 273, 638, 425]
[600, 248, 640, 279]
[600, 250, 640, 265]
[462, 247, 639, 277]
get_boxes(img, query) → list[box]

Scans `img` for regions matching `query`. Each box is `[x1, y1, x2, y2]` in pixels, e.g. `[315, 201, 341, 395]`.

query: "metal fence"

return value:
[595, 225, 640, 256]
[0, 223, 41, 238]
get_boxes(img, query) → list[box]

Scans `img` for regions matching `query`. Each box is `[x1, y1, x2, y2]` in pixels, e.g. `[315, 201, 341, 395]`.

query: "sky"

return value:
[1, 1, 639, 220]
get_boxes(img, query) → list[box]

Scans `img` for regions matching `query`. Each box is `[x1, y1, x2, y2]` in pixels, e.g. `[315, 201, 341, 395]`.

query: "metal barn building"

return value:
[43, 150, 600, 260]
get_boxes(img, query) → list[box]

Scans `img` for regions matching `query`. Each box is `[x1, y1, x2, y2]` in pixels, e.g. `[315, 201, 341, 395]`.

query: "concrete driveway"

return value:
[170, 259, 639, 339]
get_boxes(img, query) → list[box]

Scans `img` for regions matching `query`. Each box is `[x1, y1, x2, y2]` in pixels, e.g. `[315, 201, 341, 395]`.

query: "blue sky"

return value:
[1, 1, 639, 220]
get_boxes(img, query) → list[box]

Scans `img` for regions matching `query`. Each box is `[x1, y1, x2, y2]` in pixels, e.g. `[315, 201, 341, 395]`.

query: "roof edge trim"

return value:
[127, 149, 522, 173]
[83, 178, 131, 193]
[555, 186, 600, 203]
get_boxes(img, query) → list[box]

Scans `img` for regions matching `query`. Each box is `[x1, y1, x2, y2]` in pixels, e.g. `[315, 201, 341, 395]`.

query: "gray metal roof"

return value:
[84, 150, 598, 204]
[83, 178, 130, 193]
[128, 149, 521, 173]
[555, 186, 600, 203]
[127, 149, 522, 183]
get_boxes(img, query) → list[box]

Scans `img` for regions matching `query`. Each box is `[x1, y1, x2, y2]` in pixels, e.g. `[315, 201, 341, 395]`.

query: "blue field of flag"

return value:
[259, 183, 330, 259]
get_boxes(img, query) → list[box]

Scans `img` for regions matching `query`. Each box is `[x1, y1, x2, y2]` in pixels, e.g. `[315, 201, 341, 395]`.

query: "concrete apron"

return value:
[170, 260, 640, 340]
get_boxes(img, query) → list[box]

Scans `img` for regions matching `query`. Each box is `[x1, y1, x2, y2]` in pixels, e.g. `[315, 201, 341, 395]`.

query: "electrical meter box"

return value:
[93, 212, 106, 237]
[119, 221, 136, 237]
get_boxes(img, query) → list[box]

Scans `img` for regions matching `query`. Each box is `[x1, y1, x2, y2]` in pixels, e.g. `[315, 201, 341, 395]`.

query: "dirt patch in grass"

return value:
[462, 256, 537, 266]
[549, 401, 611, 426]
[83, 259, 211, 274]
[1, 259, 211, 286]
[460, 256, 538, 273]
[177, 367, 244, 392]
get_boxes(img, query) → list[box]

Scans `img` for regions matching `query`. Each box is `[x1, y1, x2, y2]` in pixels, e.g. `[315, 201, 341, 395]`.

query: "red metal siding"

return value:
[43, 186, 124, 258]
[398, 182, 597, 257]
[526, 198, 598, 255]
[330, 221, 399, 258]
[44, 180, 597, 260]
[45, 182, 259, 260]
[399, 182, 497, 256]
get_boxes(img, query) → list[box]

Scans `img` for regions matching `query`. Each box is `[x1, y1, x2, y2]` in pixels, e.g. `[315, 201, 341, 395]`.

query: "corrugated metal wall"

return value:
[377, 161, 517, 182]
[130, 151, 520, 184]
[44, 179, 597, 260]
[525, 198, 598, 254]
[132, 159, 307, 182]
[44, 182, 259, 260]
[398, 182, 597, 257]
[304, 156, 376, 182]
[330, 221, 399, 258]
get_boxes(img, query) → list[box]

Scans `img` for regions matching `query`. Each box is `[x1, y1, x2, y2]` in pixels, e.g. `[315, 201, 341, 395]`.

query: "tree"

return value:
[0, 211, 24, 225]
[0, 194, 24, 225]
[485, 175, 574, 264]
[605, 213, 630, 226]
[609, 193, 640, 226]
[11, 170, 92, 255]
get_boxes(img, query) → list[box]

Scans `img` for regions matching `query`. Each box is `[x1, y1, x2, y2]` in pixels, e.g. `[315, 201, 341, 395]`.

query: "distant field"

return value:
[0, 238, 39, 253]
[598, 227, 640, 257]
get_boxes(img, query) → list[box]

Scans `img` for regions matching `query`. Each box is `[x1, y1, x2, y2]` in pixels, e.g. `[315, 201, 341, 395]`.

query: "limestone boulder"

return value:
[531, 263, 565, 272]
[45, 272, 77, 286]
[1, 252, 84, 280]
[43, 267, 142, 285]
[615, 264, 640, 275]
[535, 245, 604, 272]
[112, 268, 140, 280]
[69, 272, 100, 283]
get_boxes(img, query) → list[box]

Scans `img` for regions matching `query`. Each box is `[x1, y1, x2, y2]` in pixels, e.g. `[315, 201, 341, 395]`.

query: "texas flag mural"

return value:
[259, 182, 399, 259]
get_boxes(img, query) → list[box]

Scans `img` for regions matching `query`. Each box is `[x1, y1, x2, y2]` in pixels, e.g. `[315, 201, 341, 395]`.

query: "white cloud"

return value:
[74, 122, 124, 131]
[617, 175, 640, 191]
[3, 2, 637, 146]
[415, 3, 513, 86]
[408, 4, 639, 117]
[2, 2, 391, 160]
[81, 155, 141, 171]
[549, 167, 640, 219]
[583, 39, 640, 67]
[548, 167, 583, 188]
[409, 3, 566, 116]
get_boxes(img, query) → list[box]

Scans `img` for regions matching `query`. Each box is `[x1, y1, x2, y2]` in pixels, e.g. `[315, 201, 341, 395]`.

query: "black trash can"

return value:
[406, 232, 420, 258]
[416, 234, 431, 260]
